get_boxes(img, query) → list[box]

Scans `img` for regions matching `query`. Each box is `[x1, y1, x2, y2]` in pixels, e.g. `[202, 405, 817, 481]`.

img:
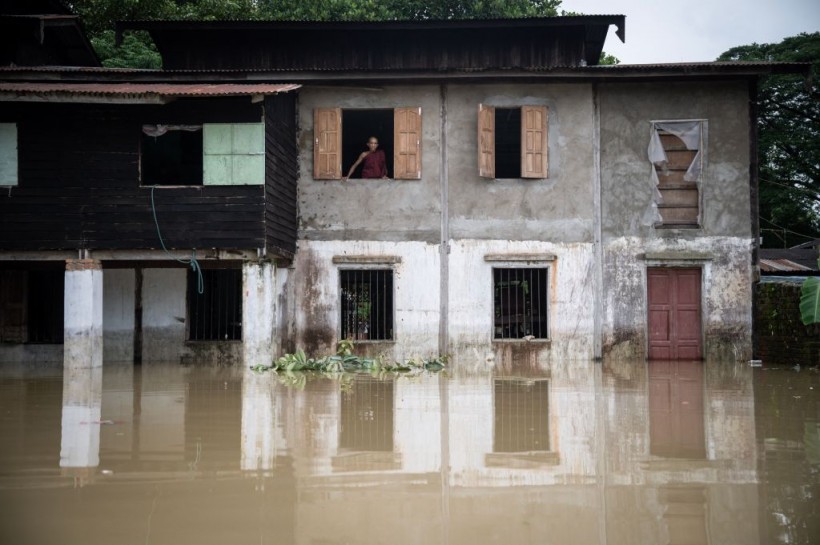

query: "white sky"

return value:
[562, 0, 820, 64]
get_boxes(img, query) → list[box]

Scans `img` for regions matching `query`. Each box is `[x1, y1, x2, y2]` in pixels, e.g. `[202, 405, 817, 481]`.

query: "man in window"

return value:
[343, 136, 387, 180]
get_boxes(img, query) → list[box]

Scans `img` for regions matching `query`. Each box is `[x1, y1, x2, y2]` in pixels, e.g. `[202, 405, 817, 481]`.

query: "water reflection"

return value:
[0, 360, 818, 544]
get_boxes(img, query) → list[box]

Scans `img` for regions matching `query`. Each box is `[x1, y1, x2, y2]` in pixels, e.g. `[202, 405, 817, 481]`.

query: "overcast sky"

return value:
[562, 0, 820, 64]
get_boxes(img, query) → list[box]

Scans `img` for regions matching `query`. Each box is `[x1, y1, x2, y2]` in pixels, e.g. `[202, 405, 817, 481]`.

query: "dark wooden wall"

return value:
[0, 97, 297, 256]
[264, 94, 298, 259]
[152, 26, 587, 71]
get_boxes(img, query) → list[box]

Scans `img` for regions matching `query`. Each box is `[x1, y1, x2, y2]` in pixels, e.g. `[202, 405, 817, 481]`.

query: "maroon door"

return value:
[647, 268, 702, 360]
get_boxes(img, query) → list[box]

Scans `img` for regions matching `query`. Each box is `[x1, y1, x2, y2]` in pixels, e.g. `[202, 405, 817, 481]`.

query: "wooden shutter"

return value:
[394, 107, 422, 179]
[521, 106, 548, 179]
[478, 104, 495, 178]
[314, 108, 341, 179]
[0, 270, 27, 343]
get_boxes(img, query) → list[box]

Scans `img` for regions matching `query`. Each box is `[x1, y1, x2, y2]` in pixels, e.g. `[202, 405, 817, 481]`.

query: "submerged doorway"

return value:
[647, 267, 702, 360]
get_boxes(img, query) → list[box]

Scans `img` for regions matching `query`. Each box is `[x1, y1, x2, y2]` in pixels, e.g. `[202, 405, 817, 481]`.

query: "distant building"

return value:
[0, 9, 810, 367]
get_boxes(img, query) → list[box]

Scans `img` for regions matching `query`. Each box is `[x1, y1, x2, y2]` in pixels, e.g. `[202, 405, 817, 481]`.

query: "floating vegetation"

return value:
[250, 339, 447, 375]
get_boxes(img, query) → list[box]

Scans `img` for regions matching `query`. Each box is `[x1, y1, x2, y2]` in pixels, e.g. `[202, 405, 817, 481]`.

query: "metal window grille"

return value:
[493, 267, 548, 339]
[340, 269, 393, 341]
[493, 379, 550, 453]
[188, 269, 242, 341]
[339, 376, 394, 452]
[27, 270, 64, 344]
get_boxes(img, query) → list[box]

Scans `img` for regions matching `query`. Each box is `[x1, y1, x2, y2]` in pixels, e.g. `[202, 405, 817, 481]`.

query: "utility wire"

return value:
[151, 186, 204, 294]
[760, 177, 820, 200]
[760, 215, 820, 241]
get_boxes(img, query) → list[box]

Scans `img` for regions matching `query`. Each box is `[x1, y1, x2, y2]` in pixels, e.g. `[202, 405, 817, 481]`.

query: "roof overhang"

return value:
[0, 82, 300, 104]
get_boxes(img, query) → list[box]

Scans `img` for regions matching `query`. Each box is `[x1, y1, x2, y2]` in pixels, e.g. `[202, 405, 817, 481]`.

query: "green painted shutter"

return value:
[0, 123, 19, 186]
[203, 123, 265, 185]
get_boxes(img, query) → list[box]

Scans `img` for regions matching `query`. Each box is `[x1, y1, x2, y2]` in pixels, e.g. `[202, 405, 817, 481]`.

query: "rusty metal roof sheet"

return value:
[0, 82, 300, 103]
[760, 258, 813, 272]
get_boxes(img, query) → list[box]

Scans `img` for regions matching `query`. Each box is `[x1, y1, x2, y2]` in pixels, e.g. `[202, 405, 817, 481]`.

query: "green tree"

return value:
[718, 33, 820, 248]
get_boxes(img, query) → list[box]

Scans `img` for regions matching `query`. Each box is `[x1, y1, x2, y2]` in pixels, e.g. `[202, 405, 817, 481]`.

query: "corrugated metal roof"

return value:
[760, 258, 812, 272]
[0, 82, 300, 101]
[0, 61, 809, 75]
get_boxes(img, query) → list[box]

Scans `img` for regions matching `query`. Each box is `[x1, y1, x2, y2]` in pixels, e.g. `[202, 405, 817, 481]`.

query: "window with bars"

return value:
[340, 269, 394, 341]
[493, 268, 548, 340]
[493, 379, 550, 453]
[187, 269, 242, 341]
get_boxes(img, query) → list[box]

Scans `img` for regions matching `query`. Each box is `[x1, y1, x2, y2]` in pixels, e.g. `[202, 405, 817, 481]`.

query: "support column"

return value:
[60, 365, 102, 482]
[64, 259, 103, 369]
[242, 260, 276, 366]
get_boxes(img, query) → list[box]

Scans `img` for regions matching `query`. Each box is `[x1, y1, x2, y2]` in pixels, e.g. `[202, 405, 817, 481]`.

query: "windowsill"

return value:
[141, 184, 205, 189]
[492, 338, 551, 344]
[344, 339, 395, 344]
[185, 339, 243, 344]
[487, 177, 547, 181]
[654, 224, 701, 230]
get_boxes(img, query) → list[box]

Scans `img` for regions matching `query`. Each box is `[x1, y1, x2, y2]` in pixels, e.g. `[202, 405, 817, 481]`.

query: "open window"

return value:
[648, 120, 706, 227]
[493, 267, 548, 340]
[187, 268, 242, 341]
[313, 107, 422, 180]
[479, 105, 548, 179]
[340, 269, 394, 341]
[0, 123, 18, 186]
[141, 123, 264, 186]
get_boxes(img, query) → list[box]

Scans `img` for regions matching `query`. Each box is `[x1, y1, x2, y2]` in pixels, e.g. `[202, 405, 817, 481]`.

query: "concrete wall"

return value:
[598, 81, 754, 360]
[102, 269, 134, 362]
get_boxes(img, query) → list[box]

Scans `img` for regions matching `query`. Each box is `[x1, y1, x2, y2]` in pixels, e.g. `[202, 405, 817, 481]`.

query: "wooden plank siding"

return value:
[264, 94, 298, 258]
[0, 98, 296, 255]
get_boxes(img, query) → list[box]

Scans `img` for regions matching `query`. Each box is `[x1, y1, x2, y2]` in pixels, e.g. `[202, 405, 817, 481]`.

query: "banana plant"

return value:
[800, 258, 820, 325]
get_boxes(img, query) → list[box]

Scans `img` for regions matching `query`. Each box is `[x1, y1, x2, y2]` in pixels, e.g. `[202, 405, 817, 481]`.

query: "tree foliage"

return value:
[718, 33, 820, 248]
[64, 0, 562, 68]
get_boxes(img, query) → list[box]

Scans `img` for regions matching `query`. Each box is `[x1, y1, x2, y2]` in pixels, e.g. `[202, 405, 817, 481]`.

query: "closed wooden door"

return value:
[647, 268, 702, 360]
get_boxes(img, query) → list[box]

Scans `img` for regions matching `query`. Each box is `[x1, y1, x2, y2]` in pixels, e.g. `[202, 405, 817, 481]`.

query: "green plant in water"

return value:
[249, 340, 448, 374]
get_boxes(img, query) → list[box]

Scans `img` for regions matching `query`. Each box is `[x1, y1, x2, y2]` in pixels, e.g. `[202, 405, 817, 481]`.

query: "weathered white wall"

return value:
[602, 237, 753, 361]
[103, 269, 134, 362]
[141, 268, 187, 362]
[394, 374, 441, 473]
[291, 240, 441, 360]
[449, 240, 596, 365]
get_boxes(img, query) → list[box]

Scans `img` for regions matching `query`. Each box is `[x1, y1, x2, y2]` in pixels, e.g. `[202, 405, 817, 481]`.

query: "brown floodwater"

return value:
[0, 360, 818, 545]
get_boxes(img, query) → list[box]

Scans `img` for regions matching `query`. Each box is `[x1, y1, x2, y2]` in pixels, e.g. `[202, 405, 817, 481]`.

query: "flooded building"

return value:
[0, 11, 810, 367]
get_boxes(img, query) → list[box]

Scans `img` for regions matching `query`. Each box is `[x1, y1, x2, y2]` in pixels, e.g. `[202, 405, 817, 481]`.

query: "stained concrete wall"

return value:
[599, 81, 754, 360]
[102, 269, 134, 362]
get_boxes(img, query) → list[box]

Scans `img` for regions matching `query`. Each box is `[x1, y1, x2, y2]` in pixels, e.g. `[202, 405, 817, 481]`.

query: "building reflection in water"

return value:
[38, 356, 761, 544]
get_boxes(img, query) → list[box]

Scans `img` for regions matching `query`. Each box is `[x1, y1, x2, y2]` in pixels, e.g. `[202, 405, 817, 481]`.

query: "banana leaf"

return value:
[800, 276, 820, 325]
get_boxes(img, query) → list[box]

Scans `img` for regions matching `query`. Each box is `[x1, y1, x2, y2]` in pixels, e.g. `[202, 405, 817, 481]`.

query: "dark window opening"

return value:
[141, 127, 203, 186]
[495, 108, 521, 178]
[27, 270, 64, 344]
[340, 269, 393, 341]
[339, 376, 394, 452]
[493, 268, 548, 340]
[188, 269, 242, 341]
[0, 269, 64, 344]
[493, 379, 550, 452]
[342, 110, 393, 179]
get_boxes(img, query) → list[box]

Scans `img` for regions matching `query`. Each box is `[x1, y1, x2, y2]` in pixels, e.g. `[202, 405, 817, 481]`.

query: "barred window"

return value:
[493, 268, 548, 340]
[340, 269, 394, 341]
[188, 269, 242, 341]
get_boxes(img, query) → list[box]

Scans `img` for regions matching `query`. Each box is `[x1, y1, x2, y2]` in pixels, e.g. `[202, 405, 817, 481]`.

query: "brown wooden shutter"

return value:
[313, 108, 341, 179]
[0, 270, 27, 343]
[394, 107, 422, 179]
[521, 105, 548, 179]
[478, 104, 495, 178]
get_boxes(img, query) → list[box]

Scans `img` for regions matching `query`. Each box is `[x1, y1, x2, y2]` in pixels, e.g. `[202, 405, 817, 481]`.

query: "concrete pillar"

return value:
[242, 261, 276, 366]
[64, 259, 103, 369]
[60, 366, 102, 475]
